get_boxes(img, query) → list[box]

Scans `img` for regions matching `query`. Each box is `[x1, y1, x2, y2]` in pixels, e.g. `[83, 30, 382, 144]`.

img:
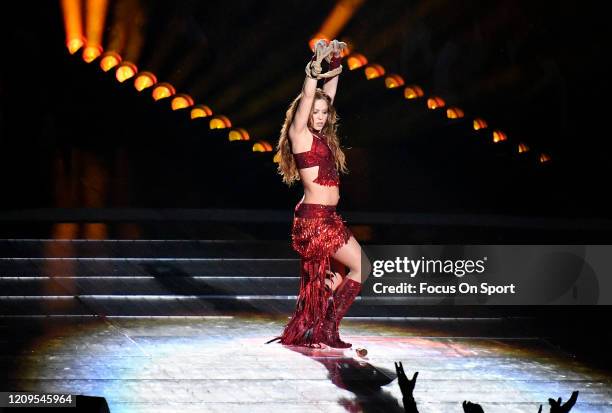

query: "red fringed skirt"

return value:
[277, 201, 352, 347]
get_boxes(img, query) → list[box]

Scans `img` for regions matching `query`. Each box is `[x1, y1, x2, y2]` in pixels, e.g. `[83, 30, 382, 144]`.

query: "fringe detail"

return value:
[291, 213, 351, 261]
[277, 209, 352, 347]
[279, 257, 331, 347]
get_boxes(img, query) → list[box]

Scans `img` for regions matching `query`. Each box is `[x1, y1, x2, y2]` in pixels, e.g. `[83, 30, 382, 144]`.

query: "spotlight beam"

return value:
[310, 0, 365, 49]
[85, 0, 109, 48]
[60, 0, 84, 54]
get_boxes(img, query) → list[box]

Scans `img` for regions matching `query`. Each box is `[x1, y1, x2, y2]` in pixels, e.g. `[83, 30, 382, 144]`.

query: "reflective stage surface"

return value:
[1, 315, 610, 412]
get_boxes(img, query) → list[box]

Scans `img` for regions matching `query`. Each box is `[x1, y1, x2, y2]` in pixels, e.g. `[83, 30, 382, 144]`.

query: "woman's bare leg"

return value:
[330, 236, 371, 284]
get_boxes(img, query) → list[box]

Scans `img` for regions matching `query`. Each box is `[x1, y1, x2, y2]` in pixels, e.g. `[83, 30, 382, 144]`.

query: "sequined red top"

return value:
[292, 130, 340, 186]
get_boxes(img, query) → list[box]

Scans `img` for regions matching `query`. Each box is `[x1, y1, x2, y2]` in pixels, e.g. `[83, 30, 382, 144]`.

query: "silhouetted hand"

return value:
[395, 361, 419, 413]
[548, 391, 579, 413]
[395, 361, 418, 397]
[463, 400, 485, 413]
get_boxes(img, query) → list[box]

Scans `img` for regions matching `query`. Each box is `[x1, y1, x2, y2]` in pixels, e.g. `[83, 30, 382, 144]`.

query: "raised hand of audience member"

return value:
[549, 390, 579, 413]
[395, 361, 419, 413]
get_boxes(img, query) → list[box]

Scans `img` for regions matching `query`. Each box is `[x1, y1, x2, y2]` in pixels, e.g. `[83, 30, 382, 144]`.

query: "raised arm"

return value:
[290, 40, 344, 137]
[289, 75, 318, 137]
[322, 72, 339, 105]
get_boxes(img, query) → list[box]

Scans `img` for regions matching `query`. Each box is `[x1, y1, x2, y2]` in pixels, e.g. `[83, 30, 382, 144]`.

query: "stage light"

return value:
[115, 62, 137, 82]
[539, 153, 551, 163]
[229, 128, 250, 141]
[99, 52, 121, 72]
[152, 83, 176, 101]
[61, 0, 84, 54]
[310, 0, 364, 50]
[473, 118, 488, 130]
[134, 72, 157, 91]
[171, 94, 194, 111]
[518, 143, 530, 153]
[427, 96, 445, 109]
[364, 64, 385, 80]
[492, 130, 507, 143]
[404, 85, 424, 99]
[384, 74, 405, 89]
[190, 105, 213, 119]
[252, 141, 273, 152]
[446, 107, 465, 119]
[210, 116, 232, 130]
[85, 0, 108, 54]
[82, 45, 103, 63]
[347, 53, 367, 70]
[67, 37, 85, 54]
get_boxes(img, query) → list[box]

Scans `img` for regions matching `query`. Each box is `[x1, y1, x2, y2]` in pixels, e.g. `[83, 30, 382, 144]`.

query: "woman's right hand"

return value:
[325, 270, 343, 290]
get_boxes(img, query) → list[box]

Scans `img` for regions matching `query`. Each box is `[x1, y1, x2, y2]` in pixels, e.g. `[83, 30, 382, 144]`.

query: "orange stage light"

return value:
[152, 83, 176, 101]
[133, 72, 157, 91]
[404, 85, 424, 99]
[384, 74, 405, 89]
[539, 153, 551, 163]
[190, 105, 213, 119]
[427, 96, 446, 110]
[209, 116, 232, 130]
[171, 94, 195, 110]
[252, 141, 273, 152]
[115, 62, 137, 82]
[518, 143, 530, 153]
[61, 0, 84, 54]
[446, 107, 465, 119]
[347, 53, 367, 70]
[85, 0, 108, 51]
[82, 45, 103, 63]
[310, 0, 364, 50]
[473, 118, 488, 130]
[100, 52, 121, 71]
[492, 130, 508, 143]
[364, 64, 385, 80]
[67, 38, 85, 54]
[228, 128, 250, 141]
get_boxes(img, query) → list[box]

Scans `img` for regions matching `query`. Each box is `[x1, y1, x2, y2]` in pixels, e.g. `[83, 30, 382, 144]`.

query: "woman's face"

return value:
[311, 99, 329, 132]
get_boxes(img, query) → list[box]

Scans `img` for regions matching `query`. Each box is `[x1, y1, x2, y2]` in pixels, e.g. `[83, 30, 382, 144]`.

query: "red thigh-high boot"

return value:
[321, 276, 361, 348]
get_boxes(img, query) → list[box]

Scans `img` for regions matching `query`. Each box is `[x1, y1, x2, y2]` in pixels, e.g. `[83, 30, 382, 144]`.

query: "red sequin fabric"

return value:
[276, 201, 352, 347]
[292, 131, 340, 186]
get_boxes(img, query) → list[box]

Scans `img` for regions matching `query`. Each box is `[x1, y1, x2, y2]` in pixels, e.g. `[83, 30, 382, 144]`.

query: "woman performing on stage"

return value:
[268, 39, 370, 348]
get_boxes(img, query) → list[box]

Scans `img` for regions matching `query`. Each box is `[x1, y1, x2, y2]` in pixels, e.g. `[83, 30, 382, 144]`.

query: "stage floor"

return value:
[1, 315, 610, 412]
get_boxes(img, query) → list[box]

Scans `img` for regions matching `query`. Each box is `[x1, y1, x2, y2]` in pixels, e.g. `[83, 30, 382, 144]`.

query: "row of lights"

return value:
[68, 44, 274, 154]
[344, 51, 552, 164]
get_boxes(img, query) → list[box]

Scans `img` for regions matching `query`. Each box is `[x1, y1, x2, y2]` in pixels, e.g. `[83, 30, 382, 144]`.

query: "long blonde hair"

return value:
[276, 88, 348, 186]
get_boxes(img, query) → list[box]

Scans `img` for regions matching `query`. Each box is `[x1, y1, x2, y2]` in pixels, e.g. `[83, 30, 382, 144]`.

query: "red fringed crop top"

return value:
[292, 131, 340, 186]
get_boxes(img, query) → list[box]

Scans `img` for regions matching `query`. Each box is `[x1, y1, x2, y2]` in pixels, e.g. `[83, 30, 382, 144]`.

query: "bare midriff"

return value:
[298, 169, 340, 206]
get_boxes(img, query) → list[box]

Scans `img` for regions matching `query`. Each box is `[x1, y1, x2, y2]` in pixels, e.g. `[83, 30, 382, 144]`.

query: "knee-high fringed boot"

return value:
[321, 277, 361, 348]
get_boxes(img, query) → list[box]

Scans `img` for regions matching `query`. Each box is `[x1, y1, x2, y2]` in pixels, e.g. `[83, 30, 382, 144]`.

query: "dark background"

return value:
[1, 0, 610, 220]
